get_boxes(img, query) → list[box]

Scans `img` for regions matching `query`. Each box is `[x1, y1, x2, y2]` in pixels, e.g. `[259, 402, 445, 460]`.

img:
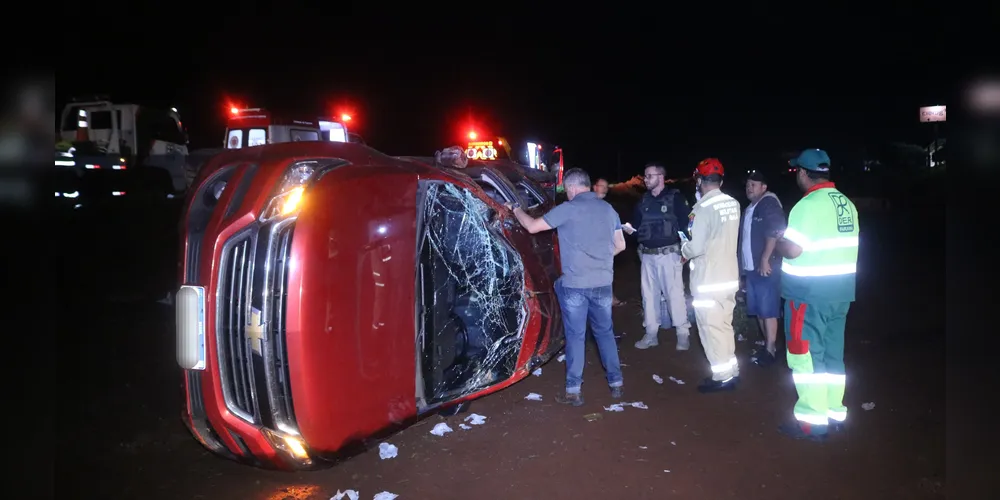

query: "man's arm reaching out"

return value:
[506, 202, 563, 234]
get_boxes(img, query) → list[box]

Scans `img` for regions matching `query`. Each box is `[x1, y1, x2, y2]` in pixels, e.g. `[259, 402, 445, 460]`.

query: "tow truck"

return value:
[222, 107, 350, 150]
[55, 97, 194, 207]
[463, 133, 564, 195]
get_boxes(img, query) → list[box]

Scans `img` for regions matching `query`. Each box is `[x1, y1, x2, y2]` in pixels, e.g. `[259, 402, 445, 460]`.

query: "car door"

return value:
[480, 168, 563, 360]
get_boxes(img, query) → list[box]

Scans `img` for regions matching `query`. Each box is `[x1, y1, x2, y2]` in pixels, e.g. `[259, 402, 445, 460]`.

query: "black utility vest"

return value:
[637, 189, 681, 246]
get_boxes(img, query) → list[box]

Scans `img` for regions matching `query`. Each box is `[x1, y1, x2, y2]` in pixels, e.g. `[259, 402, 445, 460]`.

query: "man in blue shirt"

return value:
[624, 163, 693, 351]
[738, 171, 786, 366]
[507, 168, 627, 406]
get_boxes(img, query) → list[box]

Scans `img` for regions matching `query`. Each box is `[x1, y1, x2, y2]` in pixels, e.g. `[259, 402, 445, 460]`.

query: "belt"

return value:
[639, 244, 680, 255]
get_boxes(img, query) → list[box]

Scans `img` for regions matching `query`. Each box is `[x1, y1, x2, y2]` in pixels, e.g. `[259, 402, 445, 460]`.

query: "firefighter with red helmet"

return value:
[681, 158, 743, 393]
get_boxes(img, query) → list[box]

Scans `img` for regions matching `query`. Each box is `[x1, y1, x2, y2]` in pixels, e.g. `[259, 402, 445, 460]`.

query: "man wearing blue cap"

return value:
[774, 149, 860, 441]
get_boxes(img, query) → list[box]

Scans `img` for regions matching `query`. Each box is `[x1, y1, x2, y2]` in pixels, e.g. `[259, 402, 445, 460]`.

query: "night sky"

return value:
[57, 19, 956, 183]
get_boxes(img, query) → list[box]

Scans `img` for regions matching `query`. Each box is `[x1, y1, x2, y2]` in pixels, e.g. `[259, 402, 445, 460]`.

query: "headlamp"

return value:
[260, 162, 318, 222]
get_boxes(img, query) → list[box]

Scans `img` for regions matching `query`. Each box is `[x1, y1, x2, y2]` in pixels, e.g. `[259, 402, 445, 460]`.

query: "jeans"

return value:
[554, 277, 624, 394]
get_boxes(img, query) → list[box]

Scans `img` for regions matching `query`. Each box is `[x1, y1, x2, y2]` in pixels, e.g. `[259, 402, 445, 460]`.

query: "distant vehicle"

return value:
[55, 97, 188, 204]
[176, 141, 563, 469]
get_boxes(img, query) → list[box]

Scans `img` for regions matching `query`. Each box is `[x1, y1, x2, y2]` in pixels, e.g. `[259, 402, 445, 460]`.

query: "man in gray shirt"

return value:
[506, 168, 626, 406]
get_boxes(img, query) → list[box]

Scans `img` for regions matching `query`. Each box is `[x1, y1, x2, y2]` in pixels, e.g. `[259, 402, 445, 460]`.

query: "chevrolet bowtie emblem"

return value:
[247, 307, 264, 354]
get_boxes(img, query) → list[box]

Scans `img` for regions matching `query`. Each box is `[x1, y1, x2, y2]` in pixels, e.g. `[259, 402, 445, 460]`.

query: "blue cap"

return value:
[790, 149, 831, 171]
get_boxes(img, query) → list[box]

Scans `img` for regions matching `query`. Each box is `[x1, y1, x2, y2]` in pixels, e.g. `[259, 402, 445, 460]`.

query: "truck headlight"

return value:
[260, 162, 317, 222]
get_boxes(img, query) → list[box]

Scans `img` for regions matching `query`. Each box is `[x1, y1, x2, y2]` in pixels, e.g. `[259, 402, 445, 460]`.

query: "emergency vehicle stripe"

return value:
[794, 413, 830, 426]
[782, 262, 856, 277]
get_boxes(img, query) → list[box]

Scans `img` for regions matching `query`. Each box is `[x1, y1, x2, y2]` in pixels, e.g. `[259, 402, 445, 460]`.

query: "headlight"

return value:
[260, 162, 317, 222]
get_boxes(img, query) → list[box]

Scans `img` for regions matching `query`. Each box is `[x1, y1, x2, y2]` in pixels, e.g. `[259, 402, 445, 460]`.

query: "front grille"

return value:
[187, 371, 205, 416]
[217, 231, 256, 421]
[268, 224, 296, 427]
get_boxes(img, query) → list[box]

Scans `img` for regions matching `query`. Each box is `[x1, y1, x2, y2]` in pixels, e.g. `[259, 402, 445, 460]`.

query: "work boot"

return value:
[676, 333, 690, 351]
[634, 333, 659, 349]
[555, 391, 584, 407]
[697, 375, 738, 393]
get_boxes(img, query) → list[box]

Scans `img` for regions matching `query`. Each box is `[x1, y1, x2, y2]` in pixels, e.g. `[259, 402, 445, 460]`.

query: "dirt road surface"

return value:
[58, 209, 944, 499]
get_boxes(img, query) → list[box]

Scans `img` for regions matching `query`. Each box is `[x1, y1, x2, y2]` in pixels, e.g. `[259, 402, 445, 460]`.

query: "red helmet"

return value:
[694, 158, 725, 178]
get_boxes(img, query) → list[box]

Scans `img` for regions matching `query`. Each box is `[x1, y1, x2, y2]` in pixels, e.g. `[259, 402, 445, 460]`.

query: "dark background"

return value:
[56, 20, 957, 184]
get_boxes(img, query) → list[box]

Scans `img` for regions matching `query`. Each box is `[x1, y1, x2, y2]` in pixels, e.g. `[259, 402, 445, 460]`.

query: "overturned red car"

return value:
[176, 141, 564, 469]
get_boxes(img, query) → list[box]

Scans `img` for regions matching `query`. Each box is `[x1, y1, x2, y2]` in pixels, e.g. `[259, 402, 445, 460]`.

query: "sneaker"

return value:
[753, 350, 776, 367]
[676, 333, 690, 351]
[634, 333, 659, 349]
[555, 391, 585, 406]
[610, 386, 624, 399]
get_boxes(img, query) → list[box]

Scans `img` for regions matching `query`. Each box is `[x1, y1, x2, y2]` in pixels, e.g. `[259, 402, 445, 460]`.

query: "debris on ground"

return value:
[668, 376, 686, 385]
[754, 340, 765, 346]
[464, 413, 487, 425]
[429, 423, 453, 436]
[584, 413, 603, 422]
[652, 374, 664, 384]
[664, 469, 671, 473]
[737, 334, 746, 342]
[331, 490, 359, 500]
[862, 402, 876, 410]
[378, 442, 398, 460]
[532, 368, 542, 376]
[670, 441, 676, 446]
[557, 354, 566, 362]
[373, 492, 399, 500]
[459, 424, 471, 430]
[524, 393, 543, 401]
[605, 401, 648, 412]
[639, 446, 648, 449]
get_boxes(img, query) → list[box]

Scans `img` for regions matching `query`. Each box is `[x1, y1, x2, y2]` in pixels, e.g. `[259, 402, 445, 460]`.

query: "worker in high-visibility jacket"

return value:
[681, 158, 742, 393]
[775, 148, 860, 441]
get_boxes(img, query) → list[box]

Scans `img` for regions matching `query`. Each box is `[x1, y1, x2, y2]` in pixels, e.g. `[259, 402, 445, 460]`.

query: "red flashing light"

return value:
[468, 131, 477, 140]
[341, 113, 352, 122]
[230, 106, 239, 115]
[497, 139, 502, 145]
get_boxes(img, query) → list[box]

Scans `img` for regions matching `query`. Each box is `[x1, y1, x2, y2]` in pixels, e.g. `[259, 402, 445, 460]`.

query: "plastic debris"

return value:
[670, 441, 676, 446]
[532, 368, 542, 376]
[639, 446, 648, 449]
[668, 376, 686, 385]
[630, 402, 648, 410]
[373, 493, 398, 500]
[584, 413, 603, 421]
[605, 403, 625, 412]
[378, 442, 397, 460]
[557, 353, 566, 362]
[652, 374, 664, 384]
[459, 423, 471, 430]
[464, 413, 487, 425]
[604, 401, 647, 412]
[525, 392, 543, 401]
[331, 490, 359, 500]
[429, 423, 453, 436]
[664, 469, 671, 473]
[862, 402, 875, 410]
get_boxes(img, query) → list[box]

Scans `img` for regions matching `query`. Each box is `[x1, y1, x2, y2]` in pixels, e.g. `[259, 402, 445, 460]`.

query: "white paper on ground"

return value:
[532, 368, 542, 376]
[525, 393, 543, 401]
[378, 442, 397, 460]
[862, 402, 875, 410]
[331, 490, 359, 500]
[668, 376, 685, 385]
[373, 492, 398, 500]
[459, 423, 472, 430]
[465, 413, 487, 425]
[652, 374, 664, 384]
[557, 354, 566, 362]
[429, 423, 453, 436]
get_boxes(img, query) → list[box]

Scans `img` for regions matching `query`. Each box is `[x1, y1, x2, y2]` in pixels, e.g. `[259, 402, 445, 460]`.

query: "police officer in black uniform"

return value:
[627, 162, 694, 350]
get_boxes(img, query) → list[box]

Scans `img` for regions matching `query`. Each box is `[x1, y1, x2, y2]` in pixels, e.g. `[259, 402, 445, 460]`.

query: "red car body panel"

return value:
[178, 141, 563, 469]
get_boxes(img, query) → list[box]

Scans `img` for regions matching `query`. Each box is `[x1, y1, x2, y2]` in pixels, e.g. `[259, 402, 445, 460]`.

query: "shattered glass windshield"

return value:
[418, 182, 527, 405]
